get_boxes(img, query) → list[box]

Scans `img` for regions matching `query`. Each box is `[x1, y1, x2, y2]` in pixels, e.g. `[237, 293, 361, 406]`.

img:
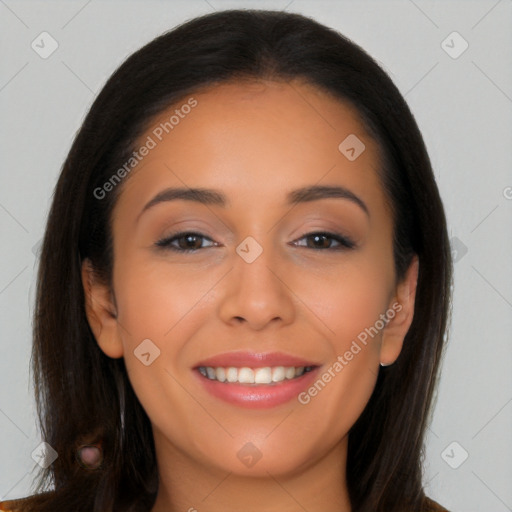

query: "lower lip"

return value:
[194, 367, 321, 409]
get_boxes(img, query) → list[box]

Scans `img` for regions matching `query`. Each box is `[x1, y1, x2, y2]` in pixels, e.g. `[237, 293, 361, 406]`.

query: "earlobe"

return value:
[380, 255, 419, 366]
[81, 258, 124, 359]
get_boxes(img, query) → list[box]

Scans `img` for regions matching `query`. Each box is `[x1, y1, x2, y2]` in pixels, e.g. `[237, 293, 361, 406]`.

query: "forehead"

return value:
[113, 79, 387, 222]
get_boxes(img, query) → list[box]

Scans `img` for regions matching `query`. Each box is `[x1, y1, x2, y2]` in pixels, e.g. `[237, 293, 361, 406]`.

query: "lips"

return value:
[194, 351, 319, 369]
[192, 351, 322, 408]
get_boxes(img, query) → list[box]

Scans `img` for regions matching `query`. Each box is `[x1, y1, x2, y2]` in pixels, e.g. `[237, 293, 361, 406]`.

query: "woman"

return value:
[1, 9, 452, 512]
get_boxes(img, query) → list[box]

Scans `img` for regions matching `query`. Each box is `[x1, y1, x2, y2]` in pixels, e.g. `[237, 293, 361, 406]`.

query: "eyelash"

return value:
[155, 230, 356, 253]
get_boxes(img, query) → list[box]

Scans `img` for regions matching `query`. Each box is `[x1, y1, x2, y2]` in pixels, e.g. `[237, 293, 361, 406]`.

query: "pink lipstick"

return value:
[193, 351, 321, 409]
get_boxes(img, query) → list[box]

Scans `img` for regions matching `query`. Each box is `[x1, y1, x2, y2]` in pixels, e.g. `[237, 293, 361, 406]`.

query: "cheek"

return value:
[296, 348, 379, 454]
[111, 257, 211, 402]
[111, 254, 225, 419]
[293, 267, 388, 440]
[288, 252, 393, 417]
[295, 255, 394, 352]
[112, 255, 217, 346]
[112, 258, 212, 452]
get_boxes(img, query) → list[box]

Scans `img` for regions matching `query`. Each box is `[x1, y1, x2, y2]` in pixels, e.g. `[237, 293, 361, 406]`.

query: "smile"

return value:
[198, 365, 315, 385]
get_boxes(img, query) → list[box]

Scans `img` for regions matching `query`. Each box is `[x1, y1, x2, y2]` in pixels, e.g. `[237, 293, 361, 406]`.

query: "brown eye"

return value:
[293, 232, 356, 251]
[155, 232, 216, 252]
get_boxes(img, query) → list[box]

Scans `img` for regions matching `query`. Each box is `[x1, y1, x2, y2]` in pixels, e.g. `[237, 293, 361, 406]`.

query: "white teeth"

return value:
[284, 366, 296, 379]
[215, 367, 226, 382]
[199, 365, 312, 384]
[226, 367, 238, 383]
[238, 367, 254, 383]
[254, 367, 272, 384]
[271, 366, 285, 382]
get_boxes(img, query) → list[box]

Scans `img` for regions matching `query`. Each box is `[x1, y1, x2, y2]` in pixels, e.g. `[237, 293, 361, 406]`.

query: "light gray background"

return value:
[1, 1, 511, 511]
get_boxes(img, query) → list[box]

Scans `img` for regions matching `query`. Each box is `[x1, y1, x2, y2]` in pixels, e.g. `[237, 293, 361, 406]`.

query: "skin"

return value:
[82, 79, 418, 512]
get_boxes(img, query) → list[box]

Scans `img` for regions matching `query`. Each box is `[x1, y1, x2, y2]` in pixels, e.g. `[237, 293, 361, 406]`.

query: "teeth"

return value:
[215, 367, 226, 382]
[271, 366, 285, 382]
[254, 367, 272, 384]
[198, 365, 312, 384]
[238, 367, 254, 383]
[284, 366, 296, 379]
[226, 367, 238, 383]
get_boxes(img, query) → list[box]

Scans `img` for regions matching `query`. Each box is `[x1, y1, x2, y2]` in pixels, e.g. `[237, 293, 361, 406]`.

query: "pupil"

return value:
[311, 234, 328, 248]
[184, 235, 200, 249]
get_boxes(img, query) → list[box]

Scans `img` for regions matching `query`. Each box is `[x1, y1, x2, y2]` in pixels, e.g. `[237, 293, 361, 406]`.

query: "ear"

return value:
[380, 255, 419, 366]
[81, 258, 124, 358]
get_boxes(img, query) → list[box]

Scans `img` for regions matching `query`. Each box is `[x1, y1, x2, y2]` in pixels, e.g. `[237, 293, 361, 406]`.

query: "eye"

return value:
[155, 231, 217, 252]
[292, 231, 356, 251]
[155, 230, 356, 253]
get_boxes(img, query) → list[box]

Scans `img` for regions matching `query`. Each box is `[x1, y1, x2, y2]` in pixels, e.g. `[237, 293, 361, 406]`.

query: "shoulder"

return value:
[0, 500, 14, 511]
[0, 500, 13, 511]
[0, 495, 39, 512]
[425, 496, 450, 512]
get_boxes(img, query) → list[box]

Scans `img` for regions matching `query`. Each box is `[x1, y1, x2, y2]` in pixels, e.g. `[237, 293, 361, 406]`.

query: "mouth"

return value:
[197, 365, 316, 385]
[192, 352, 321, 408]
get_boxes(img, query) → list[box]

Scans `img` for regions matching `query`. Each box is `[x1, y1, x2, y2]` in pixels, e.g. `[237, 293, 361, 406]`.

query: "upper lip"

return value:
[194, 351, 319, 368]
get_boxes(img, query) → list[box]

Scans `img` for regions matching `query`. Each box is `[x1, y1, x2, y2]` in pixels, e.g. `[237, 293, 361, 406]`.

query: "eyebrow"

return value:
[137, 184, 369, 222]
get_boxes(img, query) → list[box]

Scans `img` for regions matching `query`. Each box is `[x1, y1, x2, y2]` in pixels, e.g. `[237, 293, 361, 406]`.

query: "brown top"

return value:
[0, 496, 450, 511]
[0, 498, 31, 512]
[426, 497, 450, 511]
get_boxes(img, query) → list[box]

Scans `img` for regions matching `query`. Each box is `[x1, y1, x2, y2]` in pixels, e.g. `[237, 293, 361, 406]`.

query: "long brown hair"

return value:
[7, 9, 451, 512]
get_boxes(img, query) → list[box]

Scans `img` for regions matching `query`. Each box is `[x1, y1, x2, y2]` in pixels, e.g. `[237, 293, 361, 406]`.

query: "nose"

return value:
[217, 239, 296, 331]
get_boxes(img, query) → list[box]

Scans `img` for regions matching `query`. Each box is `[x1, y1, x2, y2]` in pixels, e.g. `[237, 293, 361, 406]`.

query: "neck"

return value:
[150, 430, 352, 512]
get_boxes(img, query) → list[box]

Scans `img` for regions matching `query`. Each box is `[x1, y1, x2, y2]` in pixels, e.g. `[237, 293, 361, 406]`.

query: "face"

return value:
[83, 79, 418, 480]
